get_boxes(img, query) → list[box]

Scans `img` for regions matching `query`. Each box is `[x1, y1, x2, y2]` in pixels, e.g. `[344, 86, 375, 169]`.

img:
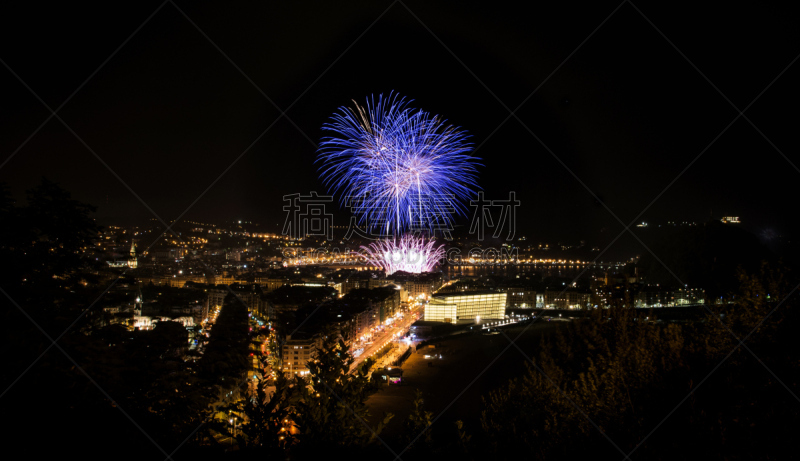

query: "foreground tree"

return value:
[213, 372, 299, 456]
[403, 389, 434, 450]
[0, 179, 101, 299]
[198, 293, 251, 390]
[292, 329, 393, 456]
[480, 263, 800, 460]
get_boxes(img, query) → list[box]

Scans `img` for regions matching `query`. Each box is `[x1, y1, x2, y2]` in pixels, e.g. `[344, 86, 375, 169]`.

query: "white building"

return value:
[425, 291, 507, 324]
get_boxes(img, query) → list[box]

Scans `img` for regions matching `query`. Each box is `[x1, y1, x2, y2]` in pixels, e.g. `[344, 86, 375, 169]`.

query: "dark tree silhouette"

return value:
[292, 328, 393, 456]
[480, 263, 800, 460]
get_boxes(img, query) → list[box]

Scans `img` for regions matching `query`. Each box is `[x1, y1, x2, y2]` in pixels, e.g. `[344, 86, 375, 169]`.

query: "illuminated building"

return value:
[340, 278, 370, 297]
[543, 290, 592, 309]
[123, 239, 138, 268]
[635, 287, 705, 307]
[392, 272, 443, 300]
[721, 216, 740, 224]
[254, 277, 287, 293]
[211, 275, 238, 286]
[359, 305, 380, 335]
[282, 334, 319, 376]
[505, 287, 537, 308]
[343, 286, 401, 324]
[208, 284, 268, 319]
[374, 367, 404, 385]
[425, 291, 507, 324]
[132, 289, 148, 329]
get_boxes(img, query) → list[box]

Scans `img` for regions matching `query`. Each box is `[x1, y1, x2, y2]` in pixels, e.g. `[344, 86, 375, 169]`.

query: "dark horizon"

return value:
[3, 0, 799, 256]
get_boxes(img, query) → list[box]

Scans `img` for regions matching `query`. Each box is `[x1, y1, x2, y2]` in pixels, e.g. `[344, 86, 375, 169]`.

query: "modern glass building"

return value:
[425, 291, 507, 324]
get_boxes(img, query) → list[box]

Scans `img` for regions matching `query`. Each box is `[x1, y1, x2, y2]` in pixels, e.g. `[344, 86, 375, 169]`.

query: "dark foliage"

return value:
[480, 263, 799, 460]
[198, 293, 252, 387]
[291, 329, 393, 457]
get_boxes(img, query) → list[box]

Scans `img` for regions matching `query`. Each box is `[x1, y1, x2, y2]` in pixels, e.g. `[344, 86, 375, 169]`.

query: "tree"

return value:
[0, 179, 103, 396]
[292, 328, 393, 455]
[0, 183, 17, 247]
[453, 420, 472, 455]
[360, 356, 376, 374]
[151, 320, 190, 358]
[403, 389, 434, 449]
[481, 305, 686, 458]
[5, 178, 102, 298]
[198, 293, 252, 388]
[213, 371, 299, 455]
[481, 263, 800, 460]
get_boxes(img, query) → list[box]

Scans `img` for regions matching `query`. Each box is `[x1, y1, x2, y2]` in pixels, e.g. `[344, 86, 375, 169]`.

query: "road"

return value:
[349, 309, 422, 373]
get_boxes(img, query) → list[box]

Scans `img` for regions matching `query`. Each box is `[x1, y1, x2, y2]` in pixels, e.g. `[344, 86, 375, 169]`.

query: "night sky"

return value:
[2, 1, 799, 256]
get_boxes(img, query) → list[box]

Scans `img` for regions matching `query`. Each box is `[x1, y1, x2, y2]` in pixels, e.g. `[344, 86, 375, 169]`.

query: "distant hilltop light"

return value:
[636, 221, 648, 228]
[721, 216, 740, 224]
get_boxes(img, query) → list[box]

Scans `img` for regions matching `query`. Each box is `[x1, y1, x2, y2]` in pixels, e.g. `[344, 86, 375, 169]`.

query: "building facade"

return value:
[425, 291, 507, 324]
[505, 287, 537, 308]
[208, 284, 268, 319]
[281, 335, 320, 376]
[543, 290, 592, 309]
[635, 287, 705, 307]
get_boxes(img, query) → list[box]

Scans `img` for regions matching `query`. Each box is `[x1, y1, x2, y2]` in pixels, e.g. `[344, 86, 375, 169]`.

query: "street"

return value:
[349, 308, 422, 373]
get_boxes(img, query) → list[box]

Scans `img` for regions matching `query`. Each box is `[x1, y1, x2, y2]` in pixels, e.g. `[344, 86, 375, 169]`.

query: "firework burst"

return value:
[317, 93, 480, 236]
[359, 234, 446, 275]
[318, 93, 480, 274]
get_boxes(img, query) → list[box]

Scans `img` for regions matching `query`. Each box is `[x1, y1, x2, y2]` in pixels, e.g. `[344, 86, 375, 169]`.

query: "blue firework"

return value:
[317, 93, 480, 236]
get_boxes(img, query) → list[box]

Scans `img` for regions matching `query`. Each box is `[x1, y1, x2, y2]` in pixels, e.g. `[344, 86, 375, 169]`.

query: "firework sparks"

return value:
[318, 93, 480, 273]
[359, 234, 446, 275]
[317, 93, 480, 236]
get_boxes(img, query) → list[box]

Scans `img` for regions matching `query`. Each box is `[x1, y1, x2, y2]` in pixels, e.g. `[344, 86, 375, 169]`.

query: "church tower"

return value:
[134, 287, 143, 317]
[128, 237, 138, 269]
